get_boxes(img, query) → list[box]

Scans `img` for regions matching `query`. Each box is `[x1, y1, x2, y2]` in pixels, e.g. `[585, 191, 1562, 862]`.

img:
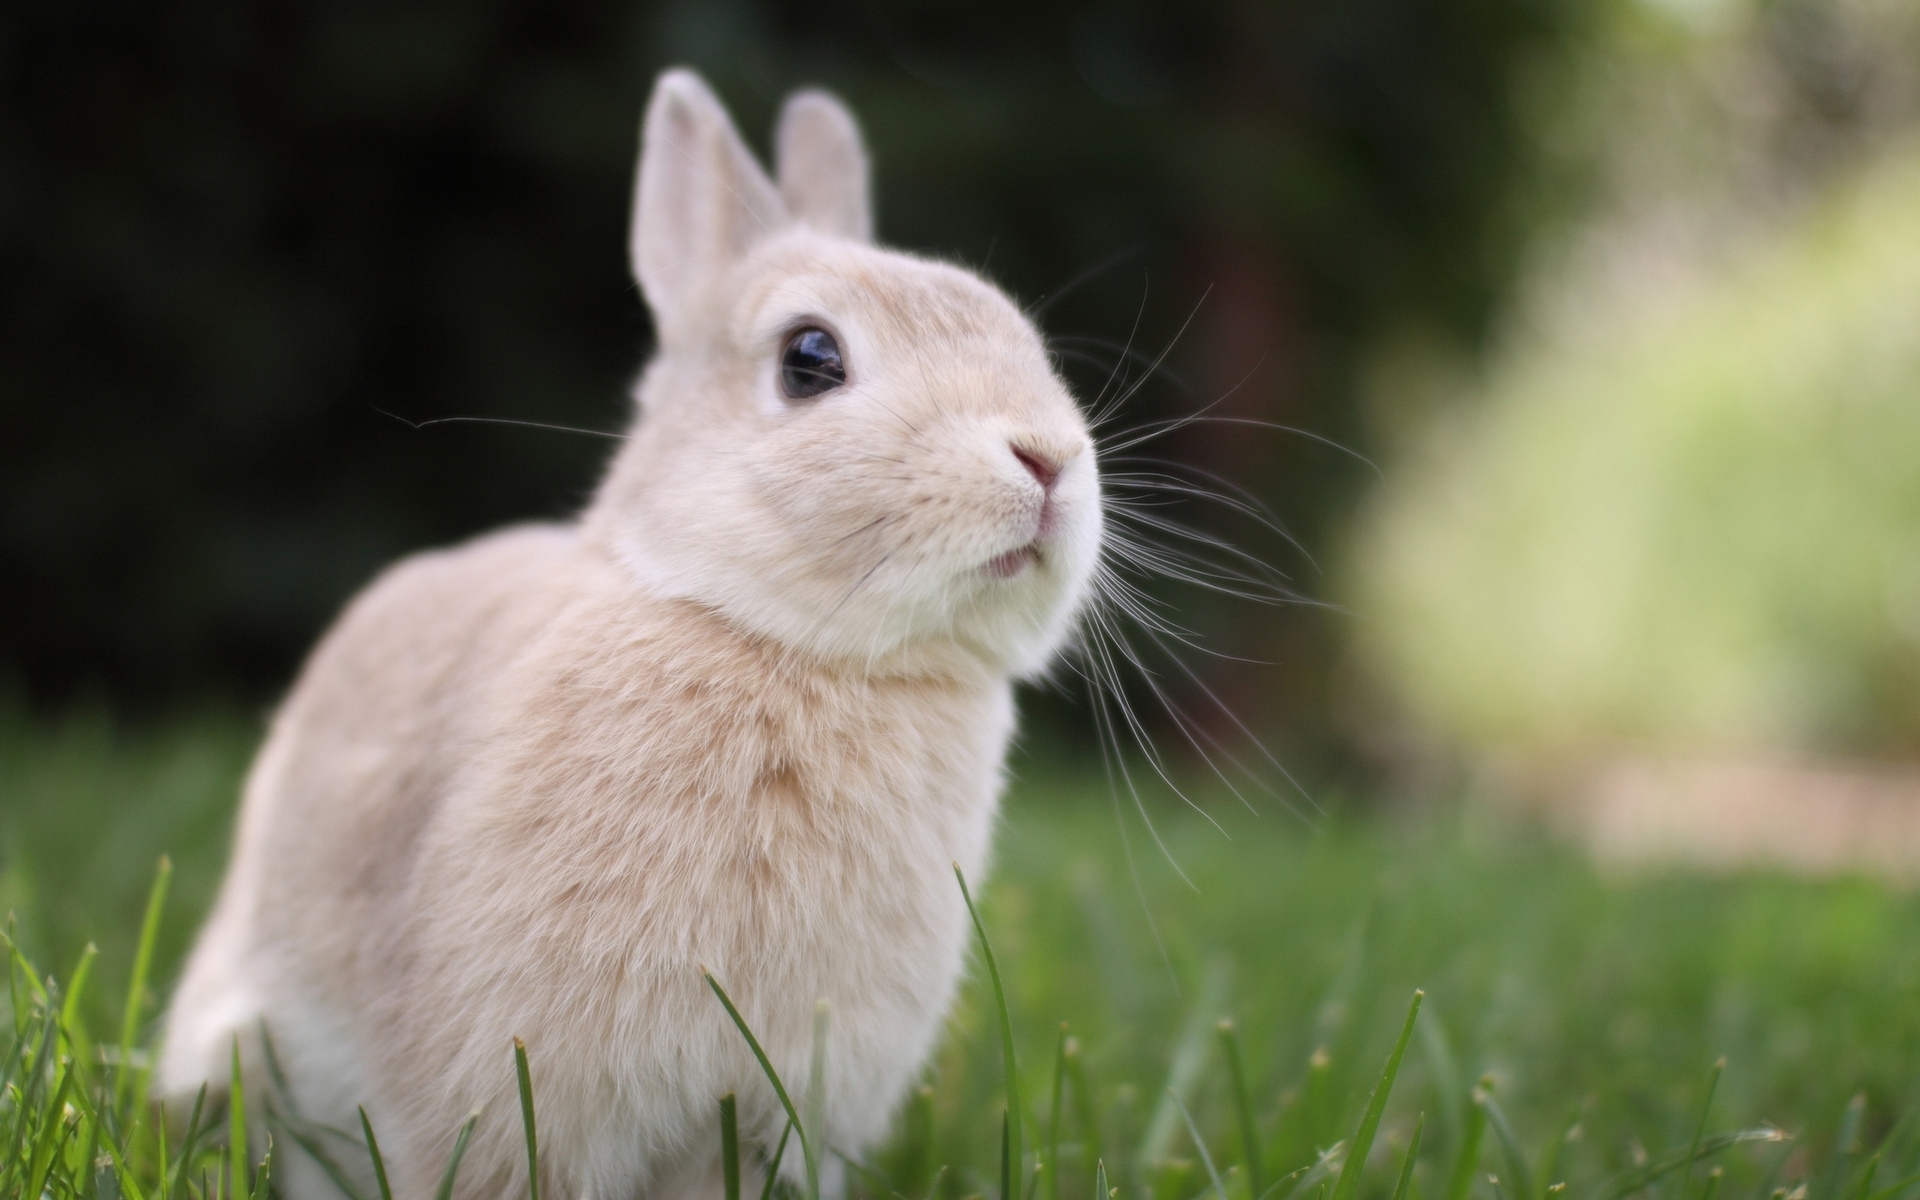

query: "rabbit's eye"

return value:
[780, 327, 846, 401]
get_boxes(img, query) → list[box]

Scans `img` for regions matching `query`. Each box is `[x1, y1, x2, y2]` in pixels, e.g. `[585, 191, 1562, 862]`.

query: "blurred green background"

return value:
[9, 0, 1920, 788]
[15, 0, 1920, 787]
[3, 0, 1591, 772]
[1345, 0, 1920, 778]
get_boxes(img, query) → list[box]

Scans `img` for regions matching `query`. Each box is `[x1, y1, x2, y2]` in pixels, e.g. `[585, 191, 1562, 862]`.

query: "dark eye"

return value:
[780, 326, 846, 402]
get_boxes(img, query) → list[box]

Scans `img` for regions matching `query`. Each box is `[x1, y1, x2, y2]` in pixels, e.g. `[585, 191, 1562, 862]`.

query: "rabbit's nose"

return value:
[1011, 444, 1063, 491]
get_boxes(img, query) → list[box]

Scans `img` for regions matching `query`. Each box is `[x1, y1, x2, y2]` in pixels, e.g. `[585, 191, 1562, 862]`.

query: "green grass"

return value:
[5, 708, 1920, 1200]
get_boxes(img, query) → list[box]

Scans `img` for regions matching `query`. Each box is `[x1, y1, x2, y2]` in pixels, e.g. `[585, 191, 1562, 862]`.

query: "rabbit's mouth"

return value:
[985, 545, 1040, 579]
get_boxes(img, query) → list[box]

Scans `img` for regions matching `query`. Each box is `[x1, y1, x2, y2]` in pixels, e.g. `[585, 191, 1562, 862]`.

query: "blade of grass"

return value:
[1865, 1172, 1920, 1200]
[1096, 1159, 1110, 1200]
[1444, 1083, 1490, 1200]
[1822, 1098, 1869, 1200]
[1066, 1037, 1100, 1172]
[0, 1023, 28, 1112]
[68, 1080, 147, 1200]
[6, 1004, 61, 1174]
[59, 943, 97, 1063]
[722, 1094, 741, 1200]
[807, 1002, 828, 1200]
[1003, 1109, 1013, 1200]
[117, 857, 170, 1112]
[7, 921, 22, 1039]
[908, 1085, 937, 1198]
[266, 1113, 369, 1200]
[1677, 1061, 1725, 1200]
[514, 1038, 540, 1200]
[1851, 1159, 1882, 1200]
[705, 972, 819, 1200]
[758, 1122, 793, 1200]
[154, 1101, 170, 1200]
[1050, 1027, 1069, 1200]
[834, 1147, 898, 1198]
[1329, 990, 1424, 1200]
[1536, 1109, 1583, 1198]
[50, 1123, 87, 1200]
[433, 1113, 480, 1200]
[359, 1107, 393, 1200]
[5, 932, 52, 1007]
[1142, 962, 1232, 1166]
[167, 1083, 208, 1200]
[1219, 1020, 1266, 1200]
[229, 1037, 249, 1200]
[1479, 1088, 1532, 1200]
[1391, 1116, 1426, 1200]
[1584, 1129, 1786, 1200]
[1172, 1088, 1228, 1200]
[67, 1075, 140, 1200]
[1256, 1162, 1314, 1200]
[25, 1058, 77, 1200]
[1259, 1138, 1344, 1200]
[1419, 1011, 1465, 1151]
[1303, 1049, 1336, 1164]
[81, 1086, 105, 1200]
[249, 1137, 274, 1200]
[957, 865, 1024, 1200]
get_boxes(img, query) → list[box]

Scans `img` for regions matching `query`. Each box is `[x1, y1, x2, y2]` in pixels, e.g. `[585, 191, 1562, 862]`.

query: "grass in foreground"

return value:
[4, 708, 1920, 1200]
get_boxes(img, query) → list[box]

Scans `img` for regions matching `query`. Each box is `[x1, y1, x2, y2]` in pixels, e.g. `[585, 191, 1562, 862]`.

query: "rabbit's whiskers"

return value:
[372, 405, 630, 441]
[1028, 301, 1360, 970]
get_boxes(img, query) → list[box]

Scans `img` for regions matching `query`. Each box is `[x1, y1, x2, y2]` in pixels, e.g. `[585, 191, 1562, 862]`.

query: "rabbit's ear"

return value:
[631, 70, 787, 337]
[775, 89, 873, 243]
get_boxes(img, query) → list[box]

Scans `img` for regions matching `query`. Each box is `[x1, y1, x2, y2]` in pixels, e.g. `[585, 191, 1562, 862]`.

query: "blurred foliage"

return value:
[1348, 0, 1920, 764]
[1, 0, 1601, 763]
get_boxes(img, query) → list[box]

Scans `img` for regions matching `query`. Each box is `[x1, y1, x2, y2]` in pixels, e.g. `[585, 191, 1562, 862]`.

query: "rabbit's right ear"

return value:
[775, 89, 872, 242]
[631, 70, 786, 341]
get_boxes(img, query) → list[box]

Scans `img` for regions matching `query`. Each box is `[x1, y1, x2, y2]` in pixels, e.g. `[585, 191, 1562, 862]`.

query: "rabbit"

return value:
[157, 67, 1104, 1200]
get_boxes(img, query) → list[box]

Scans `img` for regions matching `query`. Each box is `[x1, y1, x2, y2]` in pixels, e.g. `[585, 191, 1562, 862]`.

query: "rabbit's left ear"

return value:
[775, 89, 872, 242]
[632, 70, 787, 340]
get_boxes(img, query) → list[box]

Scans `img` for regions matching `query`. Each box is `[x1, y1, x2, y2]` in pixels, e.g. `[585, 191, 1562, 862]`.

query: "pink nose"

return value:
[1012, 444, 1062, 491]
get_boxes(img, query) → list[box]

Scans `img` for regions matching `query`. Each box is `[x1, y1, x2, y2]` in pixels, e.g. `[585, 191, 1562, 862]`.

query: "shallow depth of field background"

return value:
[6, 0, 1920, 1197]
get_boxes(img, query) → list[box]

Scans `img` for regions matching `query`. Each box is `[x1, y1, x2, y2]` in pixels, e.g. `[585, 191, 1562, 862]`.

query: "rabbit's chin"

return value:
[611, 513, 1101, 681]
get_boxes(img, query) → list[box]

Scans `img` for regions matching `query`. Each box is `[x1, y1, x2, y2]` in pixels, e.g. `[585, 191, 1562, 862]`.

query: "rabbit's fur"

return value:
[158, 69, 1102, 1200]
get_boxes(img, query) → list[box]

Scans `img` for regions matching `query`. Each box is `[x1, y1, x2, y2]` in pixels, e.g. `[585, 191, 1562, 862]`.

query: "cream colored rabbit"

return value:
[158, 68, 1103, 1200]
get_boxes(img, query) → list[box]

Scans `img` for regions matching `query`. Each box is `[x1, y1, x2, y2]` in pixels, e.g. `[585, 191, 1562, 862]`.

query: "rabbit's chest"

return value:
[467, 640, 1017, 981]
[522, 657, 1014, 1117]
[666, 674, 1012, 973]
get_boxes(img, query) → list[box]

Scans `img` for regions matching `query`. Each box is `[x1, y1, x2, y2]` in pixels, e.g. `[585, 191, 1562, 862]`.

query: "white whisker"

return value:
[1101, 415, 1381, 478]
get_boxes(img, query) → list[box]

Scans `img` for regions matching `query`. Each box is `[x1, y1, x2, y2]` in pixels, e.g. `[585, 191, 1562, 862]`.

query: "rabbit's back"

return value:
[251, 522, 589, 952]
[160, 523, 594, 1117]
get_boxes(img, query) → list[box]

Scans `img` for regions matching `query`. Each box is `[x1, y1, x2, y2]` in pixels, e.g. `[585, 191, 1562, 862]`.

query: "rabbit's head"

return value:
[586, 71, 1101, 678]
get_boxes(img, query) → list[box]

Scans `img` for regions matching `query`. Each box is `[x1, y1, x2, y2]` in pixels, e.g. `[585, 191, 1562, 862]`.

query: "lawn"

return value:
[4, 706, 1919, 1200]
